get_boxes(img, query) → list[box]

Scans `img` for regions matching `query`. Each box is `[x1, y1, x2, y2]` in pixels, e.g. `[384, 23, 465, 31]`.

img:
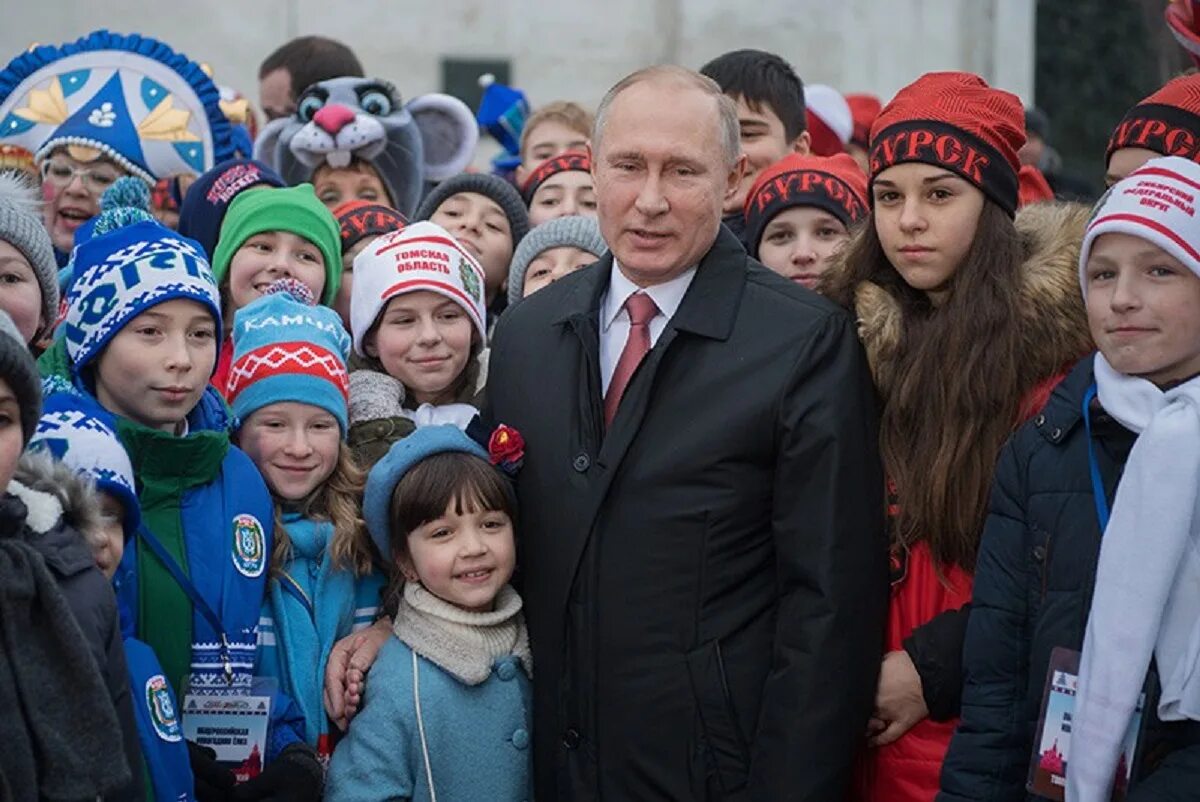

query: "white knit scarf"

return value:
[393, 582, 532, 685]
[1068, 353, 1200, 801]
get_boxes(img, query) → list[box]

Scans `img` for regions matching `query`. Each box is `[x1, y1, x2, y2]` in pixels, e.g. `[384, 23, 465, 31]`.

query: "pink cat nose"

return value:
[312, 104, 357, 135]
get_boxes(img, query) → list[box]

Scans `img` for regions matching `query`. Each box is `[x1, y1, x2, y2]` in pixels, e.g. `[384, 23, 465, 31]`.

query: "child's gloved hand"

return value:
[348, 370, 405, 425]
[187, 740, 236, 802]
[230, 743, 324, 802]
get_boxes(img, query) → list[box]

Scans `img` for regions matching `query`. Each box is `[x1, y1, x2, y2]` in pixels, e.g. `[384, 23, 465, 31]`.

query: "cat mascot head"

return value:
[254, 77, 478, 217]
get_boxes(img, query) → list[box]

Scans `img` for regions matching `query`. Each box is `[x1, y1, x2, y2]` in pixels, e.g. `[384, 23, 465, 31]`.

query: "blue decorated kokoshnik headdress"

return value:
[0, 30, 235, 182]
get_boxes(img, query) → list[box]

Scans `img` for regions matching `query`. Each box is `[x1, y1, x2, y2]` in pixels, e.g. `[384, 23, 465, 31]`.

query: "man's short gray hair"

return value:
[592, 65, 741, 168]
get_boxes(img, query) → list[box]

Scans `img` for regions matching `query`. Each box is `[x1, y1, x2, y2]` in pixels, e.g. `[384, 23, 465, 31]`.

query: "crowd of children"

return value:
[2, 18, 1200, 802]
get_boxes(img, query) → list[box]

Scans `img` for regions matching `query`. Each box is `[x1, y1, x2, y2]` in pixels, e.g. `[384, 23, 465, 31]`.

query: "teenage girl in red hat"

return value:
[824, 71, 1095, 802]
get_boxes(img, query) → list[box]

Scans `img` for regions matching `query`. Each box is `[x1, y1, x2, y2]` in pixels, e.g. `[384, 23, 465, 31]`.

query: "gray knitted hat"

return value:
[507, 215, 607, 305]
[0, 309, 41, 446]
[415, 172, 530, 247]
[0, 172, 58, 342]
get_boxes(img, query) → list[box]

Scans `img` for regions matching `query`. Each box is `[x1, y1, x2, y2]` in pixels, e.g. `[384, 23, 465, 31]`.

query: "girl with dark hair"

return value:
[823, 71, 1094, 802]
[346, 222, 492, 470]
[325, 424, 531, 801]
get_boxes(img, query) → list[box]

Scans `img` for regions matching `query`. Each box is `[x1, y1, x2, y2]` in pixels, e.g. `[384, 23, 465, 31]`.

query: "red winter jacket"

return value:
[855, 371, 1067, 802]
[857, 542, 972, 802]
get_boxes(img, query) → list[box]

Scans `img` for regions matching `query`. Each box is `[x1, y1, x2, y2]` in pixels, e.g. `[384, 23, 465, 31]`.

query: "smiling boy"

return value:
[58, 217, 322, 788]
[700, 49, 812, 246]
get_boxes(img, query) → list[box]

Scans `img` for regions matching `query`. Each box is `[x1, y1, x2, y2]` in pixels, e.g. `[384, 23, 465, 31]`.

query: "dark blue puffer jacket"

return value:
[938, 355, 1200, 802]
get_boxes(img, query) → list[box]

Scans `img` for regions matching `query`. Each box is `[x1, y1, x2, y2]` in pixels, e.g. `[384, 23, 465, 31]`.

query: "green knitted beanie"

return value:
[211, 183, 342, 305]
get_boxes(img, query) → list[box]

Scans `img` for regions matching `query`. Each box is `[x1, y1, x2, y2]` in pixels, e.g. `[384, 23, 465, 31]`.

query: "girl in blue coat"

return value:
[227, 283, 386, 760]
[326, 424, 532, 802]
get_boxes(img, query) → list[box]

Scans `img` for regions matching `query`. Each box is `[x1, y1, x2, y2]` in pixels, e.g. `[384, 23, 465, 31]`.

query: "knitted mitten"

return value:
[349, 370, 405, 425]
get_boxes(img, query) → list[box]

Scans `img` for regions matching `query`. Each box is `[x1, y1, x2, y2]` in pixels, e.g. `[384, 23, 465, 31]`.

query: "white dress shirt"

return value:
[599, 260, 697, 394]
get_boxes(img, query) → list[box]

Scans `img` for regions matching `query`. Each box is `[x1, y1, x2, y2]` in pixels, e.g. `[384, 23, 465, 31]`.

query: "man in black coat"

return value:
[485, 65, 888, 801]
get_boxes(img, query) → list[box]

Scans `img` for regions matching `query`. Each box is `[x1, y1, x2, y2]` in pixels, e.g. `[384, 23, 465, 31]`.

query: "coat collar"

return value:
[551, 225, 747, 342]
[393, 582, 532, 685]
[1037, 353, 1096, 443]
[851, 201, 1095, 397]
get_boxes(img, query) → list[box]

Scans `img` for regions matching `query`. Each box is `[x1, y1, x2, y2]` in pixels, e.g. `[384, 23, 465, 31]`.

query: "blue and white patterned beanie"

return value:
[62, 219, 221, 375]
[29, 391, 140, 537]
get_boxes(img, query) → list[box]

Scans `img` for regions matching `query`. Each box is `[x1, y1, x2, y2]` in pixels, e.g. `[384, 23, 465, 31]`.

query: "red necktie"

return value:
[604, 291, 659, 426]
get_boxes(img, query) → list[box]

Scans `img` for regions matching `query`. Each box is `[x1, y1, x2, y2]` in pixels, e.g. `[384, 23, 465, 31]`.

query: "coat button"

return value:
[1032, 545, 1047, 562]
[1034, 414, 1046, 427]
[1050, 427, 1063, 441]
[563, 728, 581, 749]
[573, 453, 590, 472]
[511, 727, 530, 750]
[496, 660, 517, 681]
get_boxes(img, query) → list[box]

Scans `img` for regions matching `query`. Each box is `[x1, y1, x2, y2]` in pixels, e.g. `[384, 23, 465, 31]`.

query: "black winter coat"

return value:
[486, 227, 889, 801]
[2, 457, 144, 801]
[938, 356, 1200, 801]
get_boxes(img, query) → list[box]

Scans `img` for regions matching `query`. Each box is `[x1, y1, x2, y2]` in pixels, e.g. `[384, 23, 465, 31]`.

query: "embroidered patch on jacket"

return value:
[146, 674, 183, 742]
[231, 513, 266, 578]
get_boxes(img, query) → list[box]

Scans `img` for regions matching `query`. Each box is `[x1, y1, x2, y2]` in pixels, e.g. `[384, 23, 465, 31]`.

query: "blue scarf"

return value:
[268, 514, 358, 748]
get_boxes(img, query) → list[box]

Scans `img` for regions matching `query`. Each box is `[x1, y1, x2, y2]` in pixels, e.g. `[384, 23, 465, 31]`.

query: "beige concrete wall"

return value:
[0, 0, 1035, 122]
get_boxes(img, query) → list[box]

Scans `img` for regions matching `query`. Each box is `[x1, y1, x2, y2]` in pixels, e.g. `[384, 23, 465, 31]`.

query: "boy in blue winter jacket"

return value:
[30, 391, 195, 802]
[47, 214, 323, 799]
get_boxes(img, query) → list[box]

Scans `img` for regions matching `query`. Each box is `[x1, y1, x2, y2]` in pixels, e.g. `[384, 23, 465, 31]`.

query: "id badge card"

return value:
[1027, 647, 1144, 801]
[181, 676, 275, 782]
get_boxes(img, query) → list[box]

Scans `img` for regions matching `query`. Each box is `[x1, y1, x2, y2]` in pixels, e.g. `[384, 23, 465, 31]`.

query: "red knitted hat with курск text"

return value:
[1106, 73, 1200, 167]
[519, 150, 591, 203]
[743, 152, 868, 257]
[333, 199, 407, 254]
[868, 71, 1025, 216]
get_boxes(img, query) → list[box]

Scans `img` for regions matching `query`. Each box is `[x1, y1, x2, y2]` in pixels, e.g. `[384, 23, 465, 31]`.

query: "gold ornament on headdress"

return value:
[137, 94, 200, 143]
[13, 77, 68, 126]
[219, 97, 250, 126]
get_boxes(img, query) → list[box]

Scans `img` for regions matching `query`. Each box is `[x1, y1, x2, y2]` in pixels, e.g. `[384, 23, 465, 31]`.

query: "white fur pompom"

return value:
[0, 170, 43, 218]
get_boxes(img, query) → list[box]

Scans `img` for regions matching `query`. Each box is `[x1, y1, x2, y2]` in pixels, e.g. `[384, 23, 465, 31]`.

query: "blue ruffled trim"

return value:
[0, 29, 235, 166]
[227, 125, 254, 160]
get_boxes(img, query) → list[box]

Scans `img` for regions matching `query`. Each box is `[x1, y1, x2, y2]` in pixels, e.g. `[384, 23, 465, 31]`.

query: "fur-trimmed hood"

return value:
[851, 201, 1095, 396]
[9, 451, 102, 550]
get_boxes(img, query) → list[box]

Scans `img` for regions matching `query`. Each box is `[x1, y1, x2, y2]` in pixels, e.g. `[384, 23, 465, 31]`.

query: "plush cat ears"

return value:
[0, 30, 235, 182]
[253, 76, 479, 216]
[407, 93, 479, 183]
